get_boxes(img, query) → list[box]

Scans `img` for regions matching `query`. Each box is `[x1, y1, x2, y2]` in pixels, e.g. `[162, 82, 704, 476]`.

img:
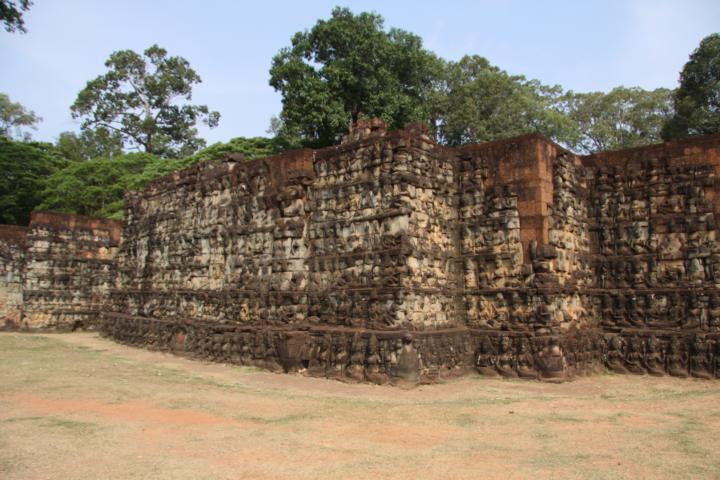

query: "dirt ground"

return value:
[1, 333, 719, 480]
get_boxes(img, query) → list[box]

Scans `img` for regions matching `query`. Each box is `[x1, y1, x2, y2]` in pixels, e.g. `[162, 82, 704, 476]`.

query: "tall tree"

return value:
[433, 55, 574, 146]
[0, 92, 41, 140]
[269, 7, 442, 147]
[71, 44, 220, 158]
[0, 138, 67, 225]
[0, 0, 31, 33]
[55, 128, 124, 162]
[563, 86, 673, 154]
[662, 33, 720, 140]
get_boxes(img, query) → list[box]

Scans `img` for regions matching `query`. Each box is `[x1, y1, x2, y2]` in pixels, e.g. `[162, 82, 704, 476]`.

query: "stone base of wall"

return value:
[98, 312, 603, 384]
[604, 331, 720, 379]
[99, 313, 720, 383]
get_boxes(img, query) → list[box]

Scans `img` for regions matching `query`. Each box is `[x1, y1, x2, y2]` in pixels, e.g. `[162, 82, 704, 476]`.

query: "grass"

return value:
[532, 429, 559, 439]
[599, 385, 715, 403]
[664, 412, 707, 456]
[233, 412, 316, 425]
[1, 332, 720, 480]
[4, 416, 98, 433]
[523, 451, 594, 469]
[452, 413, 478, 427]
[542, 412, 587, 423]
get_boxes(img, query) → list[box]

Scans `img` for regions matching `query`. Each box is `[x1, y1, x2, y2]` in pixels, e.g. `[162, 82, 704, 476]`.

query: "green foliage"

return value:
[433, 55, 574, 146]
[663, 33, 720, 140]
[0, 0, 31, 33]
[269, 7, 441, 147]
[0, 137, 67, 225]
[6, 8, 707, 226]
[38, 136, 282, 220]
[563, 86, 674, 154]
[55, 128, 124, 162]
[178, 136, 286, 167]
[71, 44, 220, 158]
[0, 92, 41, 140]
[38, 153, 177, 220]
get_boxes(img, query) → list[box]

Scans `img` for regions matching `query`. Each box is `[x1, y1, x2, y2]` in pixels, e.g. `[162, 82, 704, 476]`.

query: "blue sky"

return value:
[1, 0, 718, 145]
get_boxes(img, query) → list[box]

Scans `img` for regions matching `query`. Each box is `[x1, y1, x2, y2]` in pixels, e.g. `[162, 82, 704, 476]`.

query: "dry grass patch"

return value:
[1, 332, 719, 480]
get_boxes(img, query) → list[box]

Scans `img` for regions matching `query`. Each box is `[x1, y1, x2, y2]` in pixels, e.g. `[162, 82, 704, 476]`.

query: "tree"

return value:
[179, 136, 285, 167]
[71, 44, 220, 158]
[55, 128, 124, 162]
[38, 153, 181, 219]
[563, 86, 673, 154]
[39, 136, 282, 220]
[0, 0, 31, 33]
[0, 138, 68, 225]
[0, 92, 41, 140]
[269, 7, 442, 147]
[433, 55, 574, 146]
[662, 33, 720, 140]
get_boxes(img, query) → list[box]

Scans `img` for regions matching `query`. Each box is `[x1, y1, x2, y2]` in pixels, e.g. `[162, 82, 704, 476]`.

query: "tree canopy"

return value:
[0, 93, 41, 140]
[0, 138, 67, 225]
[38, 153, 179, 219]
[71, 44, 220, 158]
[0, 0, 31, 33]
[37, 136, 284, 220]
[269, 6, 441, 147]
[662, 33, 720, 140]
[563, 86, 673, 154]
[182, 136, 286, 165]
[55, 128, 124, 162]
[432, 55, 574, 146]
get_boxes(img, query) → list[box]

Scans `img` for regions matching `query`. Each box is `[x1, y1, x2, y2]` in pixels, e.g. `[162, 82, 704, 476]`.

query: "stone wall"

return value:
[15, 212, 121, 330]
[4, 121, 718, 384]
[583, 136, 720, 378]
[453, 135, 600, 380]
[102, 122, 473, 384]
[98, 123, 609, 383]
[0, 225, 27, 328]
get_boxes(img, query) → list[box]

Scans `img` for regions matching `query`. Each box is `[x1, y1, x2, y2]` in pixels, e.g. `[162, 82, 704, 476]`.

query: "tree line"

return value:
[1, 5, 718, 225]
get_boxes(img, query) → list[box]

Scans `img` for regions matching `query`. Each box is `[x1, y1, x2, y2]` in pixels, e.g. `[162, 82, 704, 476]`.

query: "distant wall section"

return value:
[18, 212, 121, 330]
[0, 225, 28, 328]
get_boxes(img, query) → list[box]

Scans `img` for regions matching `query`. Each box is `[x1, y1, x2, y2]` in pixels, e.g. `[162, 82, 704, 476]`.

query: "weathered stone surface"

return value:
[4, 121, 720, 383]
[2, 212, 121, 330]
[0, 225, 27, 328]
